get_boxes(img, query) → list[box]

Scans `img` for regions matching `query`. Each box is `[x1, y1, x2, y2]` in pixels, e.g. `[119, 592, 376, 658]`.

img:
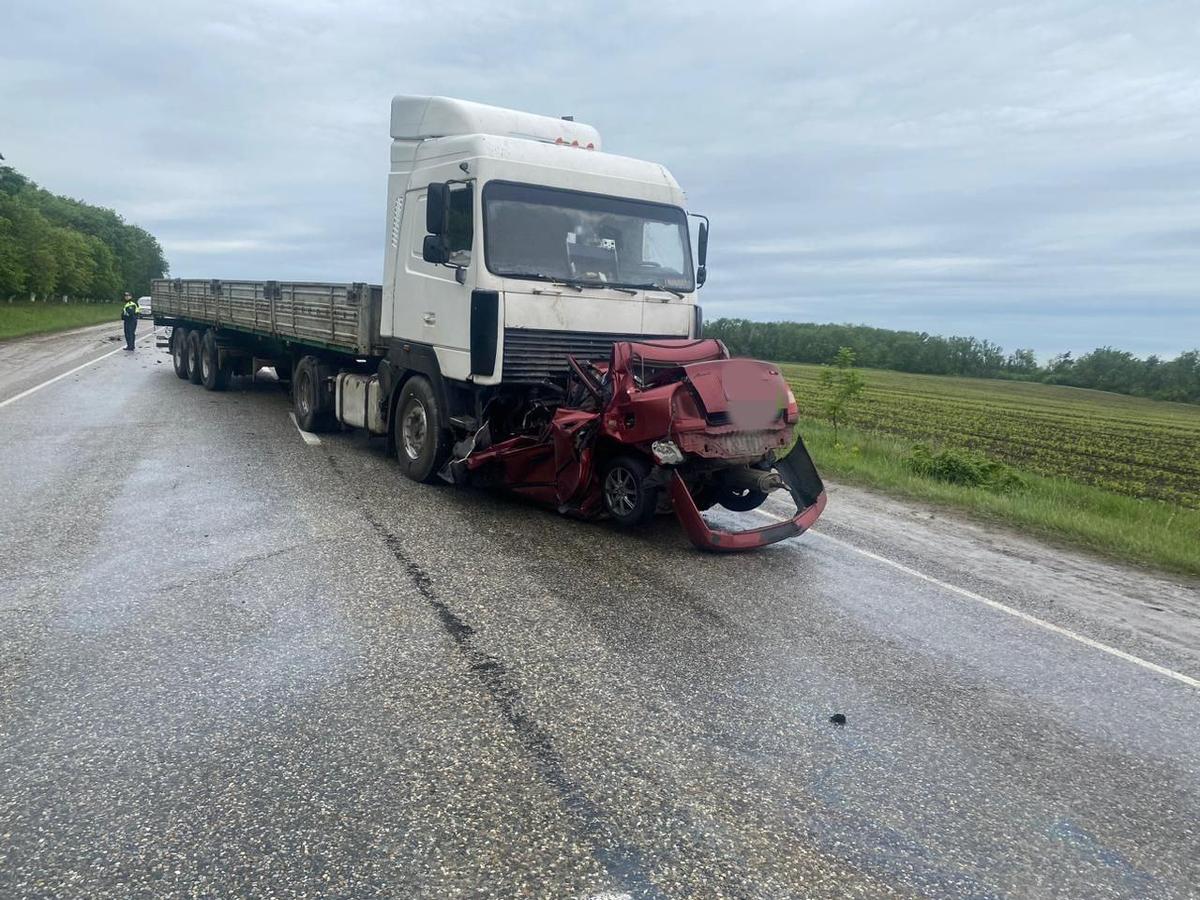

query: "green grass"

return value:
[0, 302, 125, 341]
[797, 421, 1200, 577]
[783, 363, 1200, 509]
[783, 364, 1200, 577]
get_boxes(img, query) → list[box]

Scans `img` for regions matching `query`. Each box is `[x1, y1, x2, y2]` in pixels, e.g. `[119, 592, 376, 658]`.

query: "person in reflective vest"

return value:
[121, 292, 139, 351]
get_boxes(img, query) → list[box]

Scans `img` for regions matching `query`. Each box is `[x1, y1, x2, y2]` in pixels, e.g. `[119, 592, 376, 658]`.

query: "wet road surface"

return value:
[1, 330, 1198, 898]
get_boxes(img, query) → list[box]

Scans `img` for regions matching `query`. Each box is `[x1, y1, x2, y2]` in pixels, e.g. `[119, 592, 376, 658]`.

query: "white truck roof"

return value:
[390, 95, 602, 151]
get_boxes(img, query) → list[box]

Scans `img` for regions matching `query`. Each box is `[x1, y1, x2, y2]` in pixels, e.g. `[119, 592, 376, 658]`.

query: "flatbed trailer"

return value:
[152, 278, 382, 357]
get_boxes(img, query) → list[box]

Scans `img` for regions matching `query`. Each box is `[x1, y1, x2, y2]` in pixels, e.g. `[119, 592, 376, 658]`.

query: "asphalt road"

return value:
[1, 325, 1198, 899]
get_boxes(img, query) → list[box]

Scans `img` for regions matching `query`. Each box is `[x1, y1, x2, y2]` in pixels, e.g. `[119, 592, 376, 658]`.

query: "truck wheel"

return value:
[200, 330, 229, 391]
[186, 331, 204, 385]
[293, 355, 335, 432]
[719, 487, 768, 512]
[602, 455, 658, 527]
[171, 328, 190, 379]
[394, 376, 449, 483]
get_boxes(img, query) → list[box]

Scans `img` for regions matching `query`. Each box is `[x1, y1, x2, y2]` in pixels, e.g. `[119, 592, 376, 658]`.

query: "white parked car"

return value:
[137, 295, 152, 319]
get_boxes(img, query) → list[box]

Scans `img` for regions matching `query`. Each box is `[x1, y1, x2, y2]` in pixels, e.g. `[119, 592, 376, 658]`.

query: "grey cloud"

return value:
[3, 0, 1196, 357]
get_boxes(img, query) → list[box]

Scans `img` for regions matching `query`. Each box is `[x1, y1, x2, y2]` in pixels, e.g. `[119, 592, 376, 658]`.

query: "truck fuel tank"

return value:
[335, 373, 387, 435]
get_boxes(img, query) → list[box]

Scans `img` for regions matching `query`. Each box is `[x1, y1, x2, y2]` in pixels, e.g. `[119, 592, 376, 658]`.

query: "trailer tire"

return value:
[171, 328, 190, 379]
[186, 331, 204, 385]
[394, 375, 450, 484]
[293, 355, 336, 432]
[200, 330, 229, 392]
[602, 455, 659, 527]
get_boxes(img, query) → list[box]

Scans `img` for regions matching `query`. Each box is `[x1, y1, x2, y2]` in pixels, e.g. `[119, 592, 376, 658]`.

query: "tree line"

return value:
[0, 165, 167, 302]
[707, 318, 1200, 405]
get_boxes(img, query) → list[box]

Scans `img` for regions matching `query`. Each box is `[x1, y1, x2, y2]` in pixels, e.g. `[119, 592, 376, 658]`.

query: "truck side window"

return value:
[446, 185, 473, 265]
[642, 221, 685, 274]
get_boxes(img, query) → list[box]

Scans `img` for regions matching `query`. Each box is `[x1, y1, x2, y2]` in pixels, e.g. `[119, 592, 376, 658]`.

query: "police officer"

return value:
[121, 292, 139, 351]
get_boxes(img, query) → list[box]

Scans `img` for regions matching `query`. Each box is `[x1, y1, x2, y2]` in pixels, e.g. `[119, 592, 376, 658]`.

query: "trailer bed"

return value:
[151, 278, 382, 356]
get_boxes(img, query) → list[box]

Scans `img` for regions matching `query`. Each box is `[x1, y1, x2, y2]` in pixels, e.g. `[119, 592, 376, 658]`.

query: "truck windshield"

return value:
[483, 181, 694, 292]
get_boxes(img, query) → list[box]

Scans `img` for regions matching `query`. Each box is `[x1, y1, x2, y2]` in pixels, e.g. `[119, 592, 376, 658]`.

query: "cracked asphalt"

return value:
[1, 326, 1198, 899]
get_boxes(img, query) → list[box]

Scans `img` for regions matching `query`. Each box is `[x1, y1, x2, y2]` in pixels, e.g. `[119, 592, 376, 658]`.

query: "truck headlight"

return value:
[652, 440, 685, 466]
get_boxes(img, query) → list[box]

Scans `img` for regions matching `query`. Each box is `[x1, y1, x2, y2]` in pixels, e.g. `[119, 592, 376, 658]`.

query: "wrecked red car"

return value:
[446, 338, 827, 551]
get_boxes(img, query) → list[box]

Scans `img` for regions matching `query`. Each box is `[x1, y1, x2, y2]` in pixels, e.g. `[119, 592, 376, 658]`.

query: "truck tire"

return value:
[602, 455, 659, 527]
[293, 355, 336, 432]
[394, 375, 450, 483]
[186, 330, 204, 385]
[171, 328, 190, 379]
[200, 330, 229, 392]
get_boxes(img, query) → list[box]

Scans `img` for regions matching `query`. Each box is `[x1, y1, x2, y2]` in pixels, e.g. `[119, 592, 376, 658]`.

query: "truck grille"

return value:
[502, 328, 673, 383]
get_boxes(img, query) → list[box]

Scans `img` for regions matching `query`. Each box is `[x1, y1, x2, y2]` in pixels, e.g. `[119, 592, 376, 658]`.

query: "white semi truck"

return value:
[155, 95, 706, 482]
[155, 95, 828, 550]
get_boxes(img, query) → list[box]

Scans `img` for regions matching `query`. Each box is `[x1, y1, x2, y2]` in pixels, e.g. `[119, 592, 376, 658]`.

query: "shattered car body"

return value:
[448, 339, 827, 551]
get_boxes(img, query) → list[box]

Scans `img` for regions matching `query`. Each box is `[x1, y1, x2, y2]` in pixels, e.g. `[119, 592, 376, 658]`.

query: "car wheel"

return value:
[186, 331, 203, 385]
[394, 376, 449, 483]
[171, 328, 190, 379]
[602, 455, 658, 527]
[719, 487, 768, 512]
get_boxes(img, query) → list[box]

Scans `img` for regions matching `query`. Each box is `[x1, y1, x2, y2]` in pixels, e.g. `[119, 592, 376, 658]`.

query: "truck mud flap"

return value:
[671, 438, 827, 552]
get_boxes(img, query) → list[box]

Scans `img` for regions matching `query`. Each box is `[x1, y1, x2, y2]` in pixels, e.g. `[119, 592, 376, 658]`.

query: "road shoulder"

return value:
[787, 480, 1200, 679]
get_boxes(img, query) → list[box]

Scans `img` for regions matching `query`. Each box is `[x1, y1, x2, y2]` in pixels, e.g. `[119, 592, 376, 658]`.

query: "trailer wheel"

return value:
[200, 330, 229, 392]
[186, 331, 204, 385]
[171, 328, 190, 379]
[394, 376, 449, 483]
[719, 487, 768, 512]
[293, 355, 335, 432]
[602, 455, 658, 527]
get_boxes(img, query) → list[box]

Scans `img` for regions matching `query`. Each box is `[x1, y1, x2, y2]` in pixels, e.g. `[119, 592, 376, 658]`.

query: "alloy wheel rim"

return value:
[605, 467, 638, 516]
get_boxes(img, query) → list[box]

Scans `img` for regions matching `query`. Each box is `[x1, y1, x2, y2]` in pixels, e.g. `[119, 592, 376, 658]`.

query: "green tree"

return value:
[1005, 348, 1039, 376]
[816, 346, 866, 444]
[0, 163, 168, 300]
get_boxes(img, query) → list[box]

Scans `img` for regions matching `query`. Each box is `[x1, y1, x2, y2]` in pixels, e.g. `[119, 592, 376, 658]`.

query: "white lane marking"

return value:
[289, 412, 321, 446]
[754, 508, 1200, 691]
[0, 329, 156, 410]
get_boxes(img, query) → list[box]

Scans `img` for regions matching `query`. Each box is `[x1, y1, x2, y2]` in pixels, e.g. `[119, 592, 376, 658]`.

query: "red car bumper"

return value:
[669, 437, 827, 552]
[671, 475, 827, 551]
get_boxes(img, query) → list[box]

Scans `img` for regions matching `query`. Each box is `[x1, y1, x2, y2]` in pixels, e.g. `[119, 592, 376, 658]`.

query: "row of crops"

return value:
[782, 364, 1200, 509]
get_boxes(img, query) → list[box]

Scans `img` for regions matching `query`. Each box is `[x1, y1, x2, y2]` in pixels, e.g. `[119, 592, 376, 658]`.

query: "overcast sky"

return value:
[5, 0, 1197, 357]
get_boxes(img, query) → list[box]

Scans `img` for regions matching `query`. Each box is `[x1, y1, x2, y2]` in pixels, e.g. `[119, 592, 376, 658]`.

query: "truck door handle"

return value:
[422, 312, 436, 325]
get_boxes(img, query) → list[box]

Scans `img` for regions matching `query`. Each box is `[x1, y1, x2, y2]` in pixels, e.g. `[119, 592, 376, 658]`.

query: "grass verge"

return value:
[796, 419, 1200, 579]
[0, 302, 125, 341]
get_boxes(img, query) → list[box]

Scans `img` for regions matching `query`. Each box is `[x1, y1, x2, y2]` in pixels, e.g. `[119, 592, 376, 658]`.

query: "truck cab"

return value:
[381, 96, 706, 398]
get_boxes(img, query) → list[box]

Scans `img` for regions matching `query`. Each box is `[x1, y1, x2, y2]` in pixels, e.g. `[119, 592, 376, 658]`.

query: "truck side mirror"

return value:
[696, 220, 709, 288]
[422, 234, 449, 265]
[426, 183, 448, 235]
